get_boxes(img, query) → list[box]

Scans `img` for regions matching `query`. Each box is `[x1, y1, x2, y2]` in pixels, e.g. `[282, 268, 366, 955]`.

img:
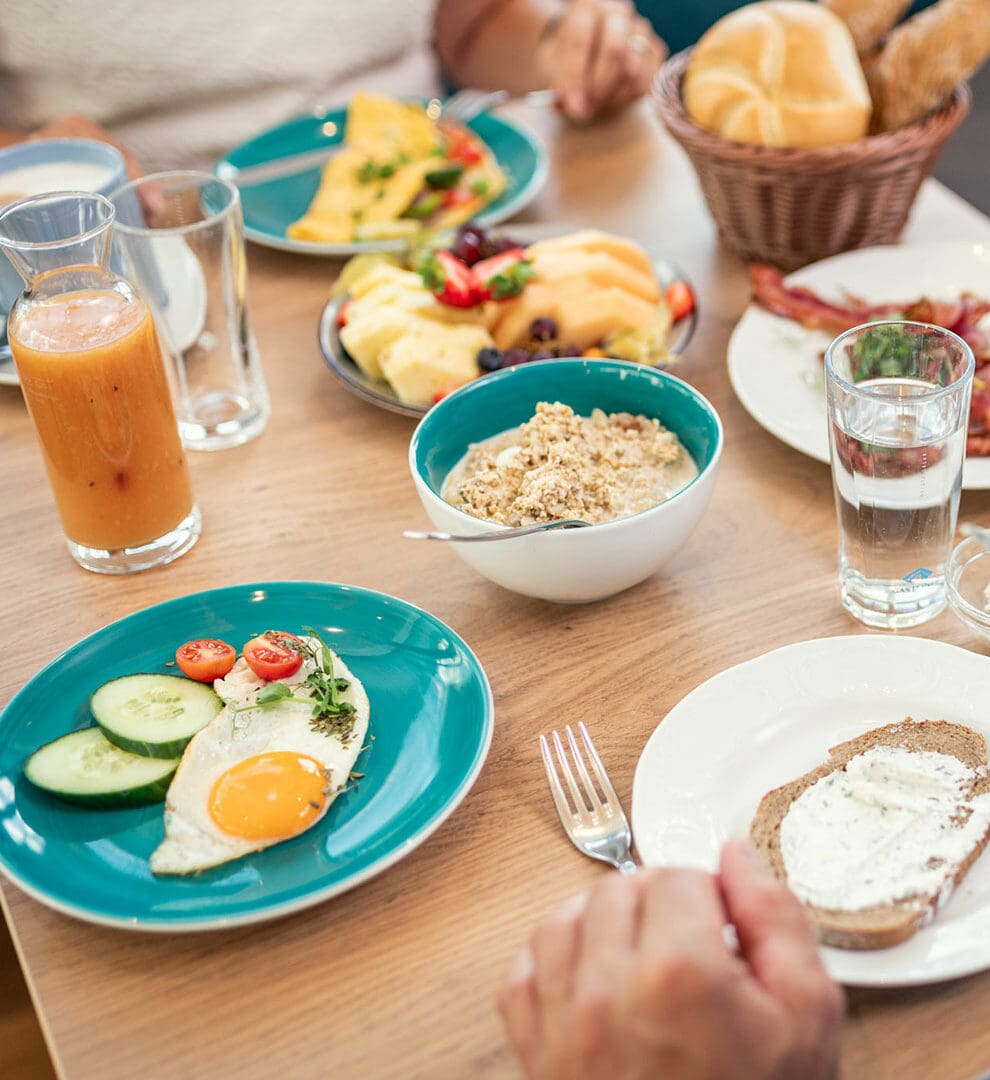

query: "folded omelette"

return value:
[288, 93, 506, 244]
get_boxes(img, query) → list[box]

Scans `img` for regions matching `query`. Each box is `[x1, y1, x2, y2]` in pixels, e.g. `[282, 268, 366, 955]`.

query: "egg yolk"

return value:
[209, 752, 329, 841]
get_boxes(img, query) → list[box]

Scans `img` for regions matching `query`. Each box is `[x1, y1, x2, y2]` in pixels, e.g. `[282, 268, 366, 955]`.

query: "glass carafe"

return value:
[0, 190, 200, 573]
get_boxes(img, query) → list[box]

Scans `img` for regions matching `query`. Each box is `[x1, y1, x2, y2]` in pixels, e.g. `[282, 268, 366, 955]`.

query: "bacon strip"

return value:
[748, 264, 990, 454]
[748, 265, 990, 361]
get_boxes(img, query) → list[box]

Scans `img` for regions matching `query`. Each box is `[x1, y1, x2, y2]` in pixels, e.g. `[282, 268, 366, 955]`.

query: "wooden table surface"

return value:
[3, 101, 990, 1080]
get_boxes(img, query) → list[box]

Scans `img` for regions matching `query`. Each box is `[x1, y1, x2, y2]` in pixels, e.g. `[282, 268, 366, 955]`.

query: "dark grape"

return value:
[529, 316, 558, 342]
[501, 347, 532, 367]
[530, 348, 556, 361]
[452, 225, 487, 266]
[560, 343, 580, 358]
[476, 347, 504, 372]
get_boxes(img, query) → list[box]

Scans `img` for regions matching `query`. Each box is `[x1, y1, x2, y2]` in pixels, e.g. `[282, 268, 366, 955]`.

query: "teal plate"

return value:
[0, 582, 493, 932]
[216, 106, 548, 256]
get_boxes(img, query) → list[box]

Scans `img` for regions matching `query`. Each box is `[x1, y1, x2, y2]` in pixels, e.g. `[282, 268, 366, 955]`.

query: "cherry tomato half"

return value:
[664, 281, 696, 323]
[175, 639, 237, 682]
[243, 631, 305, 681]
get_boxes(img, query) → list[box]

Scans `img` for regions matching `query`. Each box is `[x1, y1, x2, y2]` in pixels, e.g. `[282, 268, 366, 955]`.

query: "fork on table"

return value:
[539, 722, 637, 874]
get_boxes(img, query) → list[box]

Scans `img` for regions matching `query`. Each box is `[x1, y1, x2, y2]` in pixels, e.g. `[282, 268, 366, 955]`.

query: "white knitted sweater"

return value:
[0, 0, 440, 170]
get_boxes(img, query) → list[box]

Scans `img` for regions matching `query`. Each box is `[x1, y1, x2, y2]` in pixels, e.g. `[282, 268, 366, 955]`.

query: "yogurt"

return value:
[779, 745, 990, 911]
[0, 161, 117, 206]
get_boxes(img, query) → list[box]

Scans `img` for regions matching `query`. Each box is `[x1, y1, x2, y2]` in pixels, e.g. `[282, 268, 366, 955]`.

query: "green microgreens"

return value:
[223, 628, 357, 744]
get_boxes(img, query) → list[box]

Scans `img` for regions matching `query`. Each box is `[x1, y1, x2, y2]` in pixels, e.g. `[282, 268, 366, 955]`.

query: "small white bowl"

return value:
[408, 358, 723, 603]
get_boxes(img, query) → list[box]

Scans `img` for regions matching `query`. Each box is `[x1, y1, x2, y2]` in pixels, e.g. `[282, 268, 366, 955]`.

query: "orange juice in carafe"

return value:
[0, 191, 200, 572]
[9, 288, 194, 550]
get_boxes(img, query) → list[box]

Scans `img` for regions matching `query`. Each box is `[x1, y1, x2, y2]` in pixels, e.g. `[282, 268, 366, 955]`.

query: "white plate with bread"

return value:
[728, 240, 990, 490]
[631, 634, 990, 987]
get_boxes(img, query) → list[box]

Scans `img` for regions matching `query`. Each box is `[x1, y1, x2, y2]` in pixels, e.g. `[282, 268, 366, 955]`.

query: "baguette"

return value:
[818, 0, 912, 54]
[865, 0, 990, 130]
[750, 719, 990, 950]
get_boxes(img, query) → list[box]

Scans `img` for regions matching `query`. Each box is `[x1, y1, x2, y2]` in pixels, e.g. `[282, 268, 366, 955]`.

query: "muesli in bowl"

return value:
[408, 358, 722, 603]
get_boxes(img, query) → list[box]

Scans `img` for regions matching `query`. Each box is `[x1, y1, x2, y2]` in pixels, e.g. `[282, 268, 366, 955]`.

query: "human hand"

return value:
[535, 0, 667, 122]
[499, 839, 844, 1080]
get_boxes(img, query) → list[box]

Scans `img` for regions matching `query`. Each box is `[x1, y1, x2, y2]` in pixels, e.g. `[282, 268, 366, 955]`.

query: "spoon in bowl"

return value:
[403, 519, 591, 543]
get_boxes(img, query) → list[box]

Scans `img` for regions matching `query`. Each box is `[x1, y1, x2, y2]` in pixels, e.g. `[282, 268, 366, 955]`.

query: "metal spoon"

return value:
[403, 519, 591, 543]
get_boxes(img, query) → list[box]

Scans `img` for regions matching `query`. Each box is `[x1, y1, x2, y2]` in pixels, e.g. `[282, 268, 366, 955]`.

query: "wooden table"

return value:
[3, 101, 990, 1080]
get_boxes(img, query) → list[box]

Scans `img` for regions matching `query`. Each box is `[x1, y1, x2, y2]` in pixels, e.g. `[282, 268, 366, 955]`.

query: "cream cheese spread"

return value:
[779, 746, 990, 912]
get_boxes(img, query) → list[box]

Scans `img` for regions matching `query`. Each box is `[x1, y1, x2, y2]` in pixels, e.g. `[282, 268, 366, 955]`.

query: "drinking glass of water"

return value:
[825, 320, 974, 630]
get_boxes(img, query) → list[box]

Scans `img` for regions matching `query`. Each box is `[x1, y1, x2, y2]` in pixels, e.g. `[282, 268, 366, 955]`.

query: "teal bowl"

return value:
[409, 359, 723, 602]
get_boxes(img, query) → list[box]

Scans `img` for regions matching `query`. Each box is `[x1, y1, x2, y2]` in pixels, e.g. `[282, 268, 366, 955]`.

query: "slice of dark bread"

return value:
[750, 719, 990, 950]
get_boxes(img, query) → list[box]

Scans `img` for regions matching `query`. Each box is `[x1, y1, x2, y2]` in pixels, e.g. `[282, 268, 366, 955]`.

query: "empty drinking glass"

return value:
[112, 172, 270, 451]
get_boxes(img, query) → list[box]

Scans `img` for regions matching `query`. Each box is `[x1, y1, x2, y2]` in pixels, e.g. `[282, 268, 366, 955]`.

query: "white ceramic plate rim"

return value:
[726, 240, 990, 490]
[242, 113, 549, 258]
[631, 634, 990, 987]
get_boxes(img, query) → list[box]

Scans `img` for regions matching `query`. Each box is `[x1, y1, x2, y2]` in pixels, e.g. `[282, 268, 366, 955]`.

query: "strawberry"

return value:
[473, 247, 535, 301]
[417, 251, 482, 308]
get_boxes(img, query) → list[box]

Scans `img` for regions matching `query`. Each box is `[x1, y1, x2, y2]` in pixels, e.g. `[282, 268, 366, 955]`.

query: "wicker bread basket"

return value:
[653, 49, 971, 270]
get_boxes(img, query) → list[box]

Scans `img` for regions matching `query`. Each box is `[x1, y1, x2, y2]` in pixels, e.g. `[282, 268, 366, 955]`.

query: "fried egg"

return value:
[150, 639, 369, 875]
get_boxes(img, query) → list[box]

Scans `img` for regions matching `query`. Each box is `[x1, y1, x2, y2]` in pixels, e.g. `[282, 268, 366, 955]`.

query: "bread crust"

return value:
[865, 0, 990, 130]
[819, 0, 913, 54]
[750, 719, 990, 950]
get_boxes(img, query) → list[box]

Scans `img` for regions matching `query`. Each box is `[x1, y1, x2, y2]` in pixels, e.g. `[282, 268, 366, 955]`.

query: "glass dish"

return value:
[946, 536, 990, 644]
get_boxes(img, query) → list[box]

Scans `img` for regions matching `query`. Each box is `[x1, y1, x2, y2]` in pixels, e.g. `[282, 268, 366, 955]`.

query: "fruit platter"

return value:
[318, 222, 697, 417]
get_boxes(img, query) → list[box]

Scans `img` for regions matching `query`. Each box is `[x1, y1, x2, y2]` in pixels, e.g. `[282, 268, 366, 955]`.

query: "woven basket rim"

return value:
[653, 47, 972, 171]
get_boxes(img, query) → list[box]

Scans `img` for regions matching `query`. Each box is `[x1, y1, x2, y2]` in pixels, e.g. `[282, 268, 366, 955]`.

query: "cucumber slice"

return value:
[92, 673, 222, 759]
[24, 728, 179, 808]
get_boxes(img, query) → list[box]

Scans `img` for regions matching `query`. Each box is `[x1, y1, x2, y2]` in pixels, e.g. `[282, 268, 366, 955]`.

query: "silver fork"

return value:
[540, 722, 637, 874]
[441, 87, 556, 124]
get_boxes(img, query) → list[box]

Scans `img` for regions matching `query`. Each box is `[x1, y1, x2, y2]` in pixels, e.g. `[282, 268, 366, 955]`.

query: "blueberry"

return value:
[501, 347, 532, 367]
[476, 347, 504, 371]
[529, 316, 558, 342]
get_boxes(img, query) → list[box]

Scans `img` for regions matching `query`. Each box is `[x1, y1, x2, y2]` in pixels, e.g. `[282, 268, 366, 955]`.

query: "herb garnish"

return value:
[356, 160, 398, 184]
[223, 628, 358, 744]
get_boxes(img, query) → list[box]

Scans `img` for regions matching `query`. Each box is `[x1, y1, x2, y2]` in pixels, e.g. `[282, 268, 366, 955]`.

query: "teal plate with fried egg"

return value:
[0, 582, 493, 931]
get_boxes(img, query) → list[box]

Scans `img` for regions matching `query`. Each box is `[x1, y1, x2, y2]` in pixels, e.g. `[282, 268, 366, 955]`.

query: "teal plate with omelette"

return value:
[217, 106, 548, 256]
[0, 582, 493, 931]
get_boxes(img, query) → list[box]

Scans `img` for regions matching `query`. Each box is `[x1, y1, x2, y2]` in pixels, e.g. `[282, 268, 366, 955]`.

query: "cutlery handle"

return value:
[217, 147, 338, 187]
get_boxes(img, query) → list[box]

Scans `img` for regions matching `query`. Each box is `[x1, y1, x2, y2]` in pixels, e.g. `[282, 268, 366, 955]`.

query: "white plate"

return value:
[631, 635, 990, 987]
[727, 241, 990, 490]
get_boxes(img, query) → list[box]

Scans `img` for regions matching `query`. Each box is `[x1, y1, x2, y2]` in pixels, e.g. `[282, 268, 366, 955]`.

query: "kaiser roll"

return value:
[683, 0, 872, 148]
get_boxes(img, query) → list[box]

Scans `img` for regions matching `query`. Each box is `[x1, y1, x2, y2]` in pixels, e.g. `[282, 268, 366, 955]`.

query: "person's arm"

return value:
[434, 0, 667, 121]
[499, 839, 844, 1079]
